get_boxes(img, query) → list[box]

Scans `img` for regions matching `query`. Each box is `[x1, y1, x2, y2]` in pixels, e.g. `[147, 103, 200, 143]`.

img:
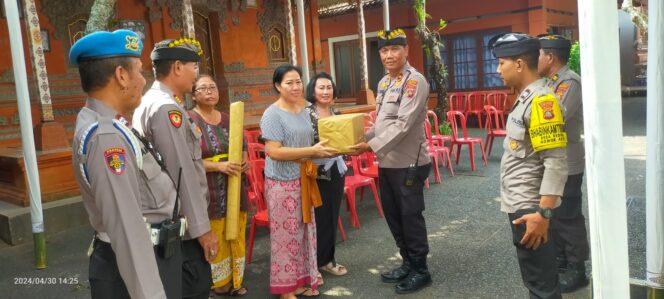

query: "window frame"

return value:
[425, 27, 511, 92]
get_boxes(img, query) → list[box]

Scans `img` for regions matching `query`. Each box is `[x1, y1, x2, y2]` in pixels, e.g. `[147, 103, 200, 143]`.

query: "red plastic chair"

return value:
[247, 142, 266, 161]
[448, 92, 467, 114]
[246, 159, 266, 264]
[486, 92, 508, 127]
[244, 129, 262, 143]
[344, 156, 383, 228]
[426, 110, 453, 149]
[368, 110, 377, 122]
[466, 92, 487, 128]
[358, 152, 378, 182]
[447, 111, 488, 172]
[425, 119, 454, 177]
[483, 105, 507, 157]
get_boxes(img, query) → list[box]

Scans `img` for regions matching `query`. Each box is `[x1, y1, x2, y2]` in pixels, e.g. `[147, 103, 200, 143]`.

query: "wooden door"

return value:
[193, 11, 215, 77]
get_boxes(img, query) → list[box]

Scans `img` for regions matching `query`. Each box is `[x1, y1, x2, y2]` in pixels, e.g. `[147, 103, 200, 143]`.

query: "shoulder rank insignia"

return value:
[104, 148, 127, 175]
[168, 110, 183, 128]
[405, 80, 418, 98]
[555, 83, 569, 100]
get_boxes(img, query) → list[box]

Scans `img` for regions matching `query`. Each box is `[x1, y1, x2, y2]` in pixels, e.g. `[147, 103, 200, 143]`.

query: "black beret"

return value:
[377, 28, 407, 50]
[490, 33, 540, 58]
[539, 35, 571, 50]
[150, 38, 201, 62]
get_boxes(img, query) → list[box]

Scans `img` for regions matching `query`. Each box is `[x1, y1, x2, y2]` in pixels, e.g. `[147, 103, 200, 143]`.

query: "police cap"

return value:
[490, 33, 540, 58]
[69, 29, 143, 67]
[151, 38, 202, 62]
[538, 34, 571, 50]
[377, 28, 407, 50]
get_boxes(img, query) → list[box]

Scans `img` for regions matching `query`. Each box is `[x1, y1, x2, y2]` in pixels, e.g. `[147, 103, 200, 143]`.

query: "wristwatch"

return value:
[537, 207, 554, 219]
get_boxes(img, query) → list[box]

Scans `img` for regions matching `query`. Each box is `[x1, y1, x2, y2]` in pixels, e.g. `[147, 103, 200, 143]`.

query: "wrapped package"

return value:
[225, 101, 244, 240]
[318, 113, 365, 154]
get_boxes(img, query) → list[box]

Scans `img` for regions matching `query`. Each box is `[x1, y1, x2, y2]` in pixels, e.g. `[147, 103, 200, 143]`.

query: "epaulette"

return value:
[77, 119, 143, 186]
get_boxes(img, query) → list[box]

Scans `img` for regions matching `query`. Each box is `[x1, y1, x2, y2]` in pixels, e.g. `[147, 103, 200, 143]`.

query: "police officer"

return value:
[349, 28, 433, 294]
[538, 35, 588, 292]
[70, 30, 184, 299]
[132, 39, 217, 299]
[492, 33, 568, 298]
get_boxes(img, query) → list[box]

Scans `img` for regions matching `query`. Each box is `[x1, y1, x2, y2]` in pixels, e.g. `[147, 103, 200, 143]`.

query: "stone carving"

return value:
[144, 0, 248, 32]
[41, 0, 94, 42]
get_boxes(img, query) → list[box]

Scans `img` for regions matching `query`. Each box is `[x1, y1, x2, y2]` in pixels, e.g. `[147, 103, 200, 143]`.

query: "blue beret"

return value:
[69, 29, 143, 66]
[490, 33, 540, 58]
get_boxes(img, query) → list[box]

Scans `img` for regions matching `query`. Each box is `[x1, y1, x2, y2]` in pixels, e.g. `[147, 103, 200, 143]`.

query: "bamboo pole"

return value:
[225, 102, 244, 240]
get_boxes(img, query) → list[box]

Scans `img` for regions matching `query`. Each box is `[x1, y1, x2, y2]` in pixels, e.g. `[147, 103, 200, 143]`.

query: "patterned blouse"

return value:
[188, 110, 248, 219]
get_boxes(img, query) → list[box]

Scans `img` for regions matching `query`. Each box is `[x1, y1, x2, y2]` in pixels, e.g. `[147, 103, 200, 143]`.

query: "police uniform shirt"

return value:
[72, 98, 167, 299]
[133, 81, 210, 239]
[366, 62, 432, 168]
[500, 78, 568, 213]
[546, 65, 584, 175]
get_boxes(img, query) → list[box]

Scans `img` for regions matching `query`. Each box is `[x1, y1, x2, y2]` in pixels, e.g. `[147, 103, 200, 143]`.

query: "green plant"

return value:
[439, 121, 452, 136]
[568, 41, 580, 74]
[413, 0, 449, 118]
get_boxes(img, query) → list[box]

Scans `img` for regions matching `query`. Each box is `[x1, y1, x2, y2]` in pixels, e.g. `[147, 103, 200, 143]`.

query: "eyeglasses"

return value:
[195, 86, 218, 93]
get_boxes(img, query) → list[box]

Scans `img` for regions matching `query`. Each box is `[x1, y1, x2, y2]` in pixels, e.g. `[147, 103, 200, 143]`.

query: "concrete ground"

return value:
[0, 97, 648, 298]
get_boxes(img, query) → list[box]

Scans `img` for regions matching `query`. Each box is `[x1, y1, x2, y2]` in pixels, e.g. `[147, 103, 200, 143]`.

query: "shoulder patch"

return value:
[405, 79, 418, 98]
[168, 110, 183, 128]
[555, 83, 569, 100]
[529, 94, 567, 152]
[104, 147, 127, 175]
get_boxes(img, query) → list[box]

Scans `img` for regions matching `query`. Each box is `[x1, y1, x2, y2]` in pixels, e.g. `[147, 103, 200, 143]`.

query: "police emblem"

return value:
[168, 110, 183, 128]
[509, 139, 519, 151]
[104, 148, 126, 175]
[538, 101, 555, 120]
[555, 83, 569, 100]
[405, 80, 418, 98]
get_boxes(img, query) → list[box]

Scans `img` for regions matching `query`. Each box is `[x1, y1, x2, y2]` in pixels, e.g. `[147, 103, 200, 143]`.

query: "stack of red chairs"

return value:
[244, 129, 262, 143]
[344, 155, 383, 228]
[486, 92, 508, 127]
[466, 92, 487, 128]
[425, 119, 454, 177]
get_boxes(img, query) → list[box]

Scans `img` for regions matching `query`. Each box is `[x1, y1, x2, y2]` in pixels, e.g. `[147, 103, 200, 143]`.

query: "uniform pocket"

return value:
[141, 153, 167, 209]
[382, 95, 400, 116]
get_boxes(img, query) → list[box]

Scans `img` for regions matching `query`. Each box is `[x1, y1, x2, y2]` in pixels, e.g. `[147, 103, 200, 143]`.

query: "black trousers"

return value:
[315, 165, 345, 267]
[550, 173, 589, 264]
[509, 210, 562, 299]
[181, 239, 212, 299]
[89, 238, 182, 299]
[378, 164, 431, 263]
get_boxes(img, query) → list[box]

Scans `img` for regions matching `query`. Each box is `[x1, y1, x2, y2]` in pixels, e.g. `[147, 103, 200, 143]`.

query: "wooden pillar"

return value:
[22, 0, 68, 150]
[182, 0, 195, 38]
[356, 0, 374, 105]
[308, 0, 323, 73]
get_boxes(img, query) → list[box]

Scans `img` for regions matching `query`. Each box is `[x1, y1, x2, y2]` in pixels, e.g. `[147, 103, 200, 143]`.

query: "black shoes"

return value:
[381, 263, 412, 283]
[559, 262, 589, 293]
[382, 258, 432, 294]
[395, 271, 432, 294]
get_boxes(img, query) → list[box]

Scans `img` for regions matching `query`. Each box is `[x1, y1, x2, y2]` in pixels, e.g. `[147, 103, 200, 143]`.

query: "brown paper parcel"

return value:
[318, 113, 365, 154]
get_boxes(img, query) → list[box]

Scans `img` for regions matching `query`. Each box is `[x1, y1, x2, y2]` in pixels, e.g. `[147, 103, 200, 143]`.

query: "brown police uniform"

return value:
[73, 99, 183, 299]
[501, 79, 568, 299]
[366, 62, 432, 271]
[133, 81, 213, 298]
